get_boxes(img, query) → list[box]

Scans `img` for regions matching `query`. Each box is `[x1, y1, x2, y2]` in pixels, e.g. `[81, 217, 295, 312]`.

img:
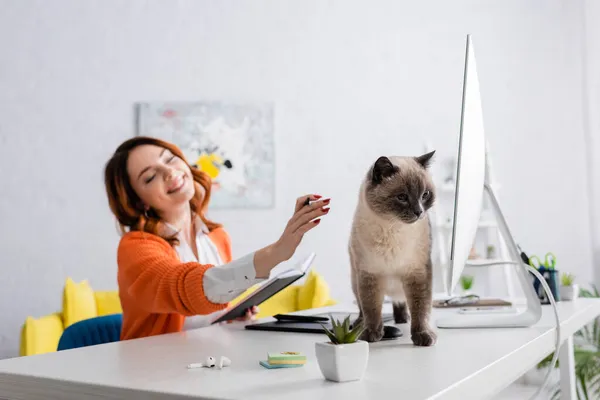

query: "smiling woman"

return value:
[104, 136, 330, 341]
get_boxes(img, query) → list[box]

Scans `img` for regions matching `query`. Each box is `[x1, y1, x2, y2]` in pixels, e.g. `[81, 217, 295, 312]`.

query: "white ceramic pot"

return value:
[560, 284, 578, 301]
[315, 340, 369, 382]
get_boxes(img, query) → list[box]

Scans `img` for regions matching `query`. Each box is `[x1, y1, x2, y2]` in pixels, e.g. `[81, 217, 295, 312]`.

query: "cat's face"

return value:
[365, 151, 436, 223]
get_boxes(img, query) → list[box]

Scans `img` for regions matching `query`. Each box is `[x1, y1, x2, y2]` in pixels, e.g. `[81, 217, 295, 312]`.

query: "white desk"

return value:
[1, 299, 599, 400]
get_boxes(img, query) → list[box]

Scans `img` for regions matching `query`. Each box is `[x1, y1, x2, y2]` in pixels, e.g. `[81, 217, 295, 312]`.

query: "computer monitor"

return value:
[447, 34, 487, 295]
[436, 35, 542, 328]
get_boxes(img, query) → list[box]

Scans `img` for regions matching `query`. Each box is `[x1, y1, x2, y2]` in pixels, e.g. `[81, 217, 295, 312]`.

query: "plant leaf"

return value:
[589, 371, 600, 396]
[333, 317, 346, 341]
[319, 318, 340, 344]
[537, 351, 557, 369]
[329, 315, 339, 340]
[579, 374, 589, 400]
[345, 319, 365, 343]
[320, 323, 339, 344]
[594, 320, 600, 350]
[578, 324, 591, 342]
[343, 315, 351, 334]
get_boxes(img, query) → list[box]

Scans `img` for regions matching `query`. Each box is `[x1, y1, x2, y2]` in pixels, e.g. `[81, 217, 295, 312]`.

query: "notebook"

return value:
[210, 252, 316, 324]
[245, 312, 395, 335]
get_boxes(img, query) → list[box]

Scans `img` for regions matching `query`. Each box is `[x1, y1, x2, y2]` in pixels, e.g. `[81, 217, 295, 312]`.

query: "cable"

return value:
[467, 260, 518, 267]
[523, 262, 560, 400]
[495, 261, 561, 399]
[473, 259, 560, 398]
[476, 186, 559, 396]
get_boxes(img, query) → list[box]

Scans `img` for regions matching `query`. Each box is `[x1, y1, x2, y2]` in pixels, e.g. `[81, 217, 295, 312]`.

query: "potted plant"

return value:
[315, 314, 368, 382]
[486, 245, 496, 259]
[560, 272, 578, 301]
[460, 275, 474, 295]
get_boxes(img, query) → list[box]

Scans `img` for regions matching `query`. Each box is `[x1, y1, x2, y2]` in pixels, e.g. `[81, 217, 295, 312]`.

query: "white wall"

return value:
[584, 0, 600, 288]
[0, 0, 594, 359]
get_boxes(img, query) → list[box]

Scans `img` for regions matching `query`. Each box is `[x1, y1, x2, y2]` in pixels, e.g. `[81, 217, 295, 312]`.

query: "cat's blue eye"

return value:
[422, 190, 430, 200]
[397, 194, 408, 202]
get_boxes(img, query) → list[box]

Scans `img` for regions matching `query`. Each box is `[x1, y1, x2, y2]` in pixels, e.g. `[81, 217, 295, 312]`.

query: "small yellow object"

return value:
[267, 352, 306, 365]
[195, 153, 224, 179]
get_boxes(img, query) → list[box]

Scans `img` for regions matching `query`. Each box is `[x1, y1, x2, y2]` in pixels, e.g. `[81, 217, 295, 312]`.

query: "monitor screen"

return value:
[448, 34, 487, 295]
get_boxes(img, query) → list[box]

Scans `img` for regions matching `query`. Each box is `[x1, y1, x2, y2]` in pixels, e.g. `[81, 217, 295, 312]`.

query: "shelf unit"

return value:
[428, 141, 518, 301]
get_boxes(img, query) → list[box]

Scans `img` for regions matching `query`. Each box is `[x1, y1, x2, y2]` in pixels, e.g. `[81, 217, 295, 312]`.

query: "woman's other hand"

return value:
[272, 194, 329, 262]
[227, 306, 259, 324]
[253, 194, 329, 278]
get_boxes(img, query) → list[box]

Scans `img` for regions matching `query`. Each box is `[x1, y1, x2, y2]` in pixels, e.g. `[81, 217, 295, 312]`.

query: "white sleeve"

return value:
[202, 252, 266, 304]
[182, 314, 212, 330]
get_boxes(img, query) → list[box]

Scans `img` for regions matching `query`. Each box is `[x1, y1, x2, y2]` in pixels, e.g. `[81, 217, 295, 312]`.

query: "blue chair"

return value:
[57, 313, 122, 351]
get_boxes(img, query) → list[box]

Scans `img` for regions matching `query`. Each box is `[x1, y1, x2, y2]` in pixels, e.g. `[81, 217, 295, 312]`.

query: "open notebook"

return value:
[210, 252, 316, 324]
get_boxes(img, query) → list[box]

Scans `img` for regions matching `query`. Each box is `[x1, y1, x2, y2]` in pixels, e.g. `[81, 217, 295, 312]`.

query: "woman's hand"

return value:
[226, 306, 259, 324]
[253, 194, 330, 278]
[272, 194, 330, 262]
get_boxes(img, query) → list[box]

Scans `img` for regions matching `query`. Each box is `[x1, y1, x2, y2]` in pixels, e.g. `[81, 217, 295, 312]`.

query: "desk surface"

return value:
[1, 299, 600, 400]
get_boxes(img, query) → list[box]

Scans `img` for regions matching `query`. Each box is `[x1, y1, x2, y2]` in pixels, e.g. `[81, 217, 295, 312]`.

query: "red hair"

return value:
[104, 136, 221, 246]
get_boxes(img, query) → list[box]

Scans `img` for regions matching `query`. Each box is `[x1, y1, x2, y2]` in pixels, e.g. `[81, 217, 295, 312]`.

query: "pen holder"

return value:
[531, 267, 561, 304]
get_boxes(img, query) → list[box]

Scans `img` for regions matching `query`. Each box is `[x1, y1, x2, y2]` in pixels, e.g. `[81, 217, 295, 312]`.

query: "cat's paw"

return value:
[394, 313, 410, 324]
[353, 314, 363, 328]
[360, 323, 384, 342]
[393, 303, 410, 324]
[411, 328, 437, 346]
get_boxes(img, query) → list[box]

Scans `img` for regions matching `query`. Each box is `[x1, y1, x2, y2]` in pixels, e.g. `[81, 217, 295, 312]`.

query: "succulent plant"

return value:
[561, 272, 575, 286]
[320, 314, 365, 344]
[460, 275, 474, 291]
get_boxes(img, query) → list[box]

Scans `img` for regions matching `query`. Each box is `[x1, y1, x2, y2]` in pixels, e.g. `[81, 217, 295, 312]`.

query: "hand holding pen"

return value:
[253, 194, 330, 279]
[271, 194, 330, 263]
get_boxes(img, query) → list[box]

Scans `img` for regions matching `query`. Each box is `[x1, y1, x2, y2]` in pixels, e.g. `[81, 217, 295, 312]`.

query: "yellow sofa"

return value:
[20, 278, 123, 357]
[20, 270, 336, 357]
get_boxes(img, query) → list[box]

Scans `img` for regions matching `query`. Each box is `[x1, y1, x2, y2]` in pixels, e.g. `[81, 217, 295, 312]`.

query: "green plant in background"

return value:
[561, 272, 576, 286]
[320, 315, 365, 344]
[537, 285, 600, 399]
[486, 244, 496, 258]
[460, 275, 474, 291]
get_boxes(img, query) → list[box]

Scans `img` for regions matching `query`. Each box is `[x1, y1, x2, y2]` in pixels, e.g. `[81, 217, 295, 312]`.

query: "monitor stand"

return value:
[436, 182, 542, 329]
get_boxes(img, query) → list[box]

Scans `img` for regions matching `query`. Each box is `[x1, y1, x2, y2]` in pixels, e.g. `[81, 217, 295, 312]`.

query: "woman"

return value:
[104, 136, 330, 340]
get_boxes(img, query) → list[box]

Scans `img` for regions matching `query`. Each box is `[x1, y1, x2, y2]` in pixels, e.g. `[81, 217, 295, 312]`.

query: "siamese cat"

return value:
[349, 151, 437, 346]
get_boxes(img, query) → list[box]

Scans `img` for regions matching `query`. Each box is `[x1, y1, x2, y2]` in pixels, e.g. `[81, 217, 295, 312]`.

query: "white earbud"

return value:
[205, 356, 216, 368]
[218, 356, 231, 369]
[187, 356, 230, 369]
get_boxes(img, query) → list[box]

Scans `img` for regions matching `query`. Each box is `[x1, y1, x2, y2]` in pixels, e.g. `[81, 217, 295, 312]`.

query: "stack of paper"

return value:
[259, 352, 306, 369]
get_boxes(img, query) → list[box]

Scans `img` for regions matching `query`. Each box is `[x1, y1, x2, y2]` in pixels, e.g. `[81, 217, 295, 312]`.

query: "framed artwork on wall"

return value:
[135, 101, 275, 209]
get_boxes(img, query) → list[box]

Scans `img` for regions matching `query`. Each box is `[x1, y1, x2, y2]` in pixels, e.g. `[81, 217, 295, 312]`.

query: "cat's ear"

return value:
[371, 156, 399, 184]
[415, 150, 435, 169]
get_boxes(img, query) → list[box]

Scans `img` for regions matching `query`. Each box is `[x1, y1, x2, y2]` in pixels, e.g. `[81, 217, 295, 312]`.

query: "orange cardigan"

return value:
[116, 227, 232, 341]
